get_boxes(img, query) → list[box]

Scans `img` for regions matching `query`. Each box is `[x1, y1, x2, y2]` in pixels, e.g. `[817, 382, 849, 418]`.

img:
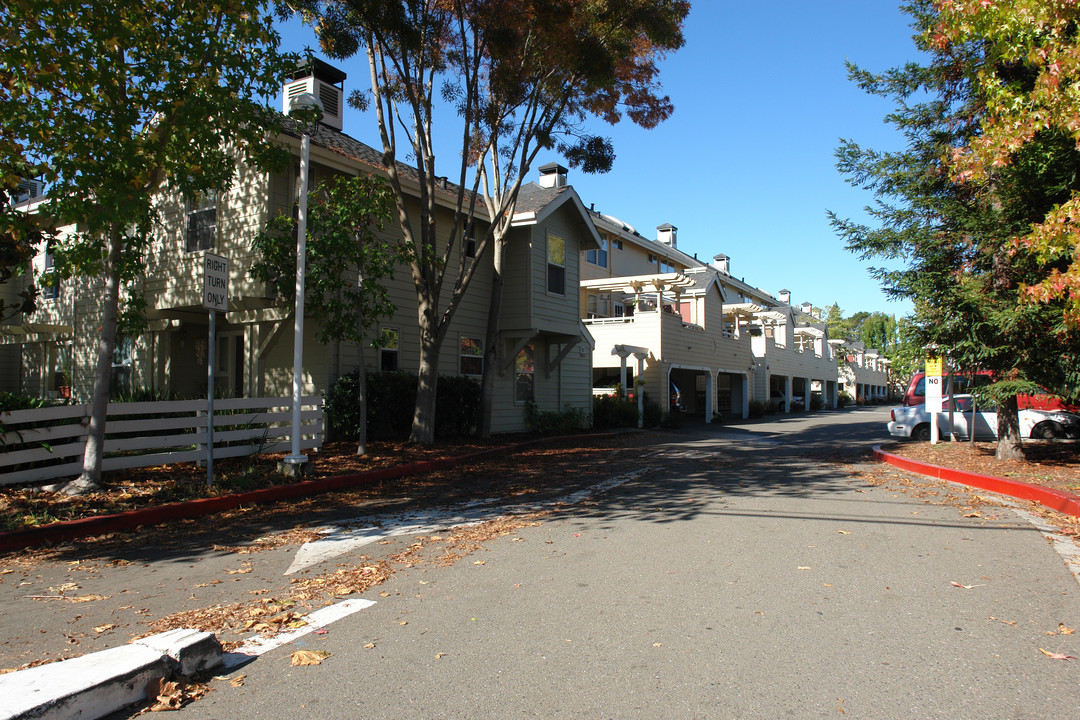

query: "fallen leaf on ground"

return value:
[473, 561, 486, 566]
[1039, 648, 1076, 660]
[797, 566, 812, 571]
[436, 652, 447, 659]
[950, 582, 984, 589]
[70, 594, 110, 603]
[93, 624, 117, 633]
[229, 674, 246, 687]
[149, 680, 184, 711]
[837, 531, 850, 535]
[291, 649, 330, 666]
[363, 643, 375, 649]
[225, 567, 253, 575]
[1059, 623, 1075, 635]
[962, 512, 982, 518]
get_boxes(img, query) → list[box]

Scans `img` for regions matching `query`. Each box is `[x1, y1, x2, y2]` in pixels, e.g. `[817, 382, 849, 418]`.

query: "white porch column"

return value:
[741, 374, 750, 419]
[784, 376, 793, 414]
[705, 372, 714, 424]
[612, 344, 650, 428]
[634, 351, 647, 426]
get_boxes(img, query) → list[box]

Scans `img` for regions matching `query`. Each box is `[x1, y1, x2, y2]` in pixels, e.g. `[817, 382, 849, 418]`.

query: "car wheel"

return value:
[911, 424, 931, 442]
[1032, 421, 1063, 439]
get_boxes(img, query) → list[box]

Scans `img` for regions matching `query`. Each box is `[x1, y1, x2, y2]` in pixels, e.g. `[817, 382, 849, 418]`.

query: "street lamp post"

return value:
[283, 93, 322, 472]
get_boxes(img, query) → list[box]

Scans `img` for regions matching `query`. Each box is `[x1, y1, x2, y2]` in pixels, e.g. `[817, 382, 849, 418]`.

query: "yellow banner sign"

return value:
[925, 356, 943, 377]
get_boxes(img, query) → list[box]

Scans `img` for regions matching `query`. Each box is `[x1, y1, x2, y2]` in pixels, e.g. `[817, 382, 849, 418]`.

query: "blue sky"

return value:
[277, 2, 922, 318]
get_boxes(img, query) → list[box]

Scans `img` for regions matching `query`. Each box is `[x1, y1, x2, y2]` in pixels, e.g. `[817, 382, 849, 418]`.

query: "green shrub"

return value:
[642, 397, 662, 428]
[748, 400, 766, 418]
[592, 393, 639, 429]
[810, 395, 824, 411]
[524, 402, 589, 435]
[838, 392, 853, 408]
[325, 369, 480, 442]
[0, 393, 66, 412]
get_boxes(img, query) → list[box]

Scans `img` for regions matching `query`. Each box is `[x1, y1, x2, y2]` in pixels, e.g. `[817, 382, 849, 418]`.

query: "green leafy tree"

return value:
[831, 0, 1080, 459]
[0, 186, 46, 320]
[935, 1, 1080, 324]
[251, 174, 401, 455]
[0, 0, 294, 492]
[293, 0, 689, 443]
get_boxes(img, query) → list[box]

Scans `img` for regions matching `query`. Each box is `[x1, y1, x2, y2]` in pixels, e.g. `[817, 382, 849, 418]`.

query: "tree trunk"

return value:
[479, 239, 505, 439]
[65, 227, 124, 495]
[995, 394, 1024, 460]
[355, 339, 368, 456]
[410, 330, 440, 445]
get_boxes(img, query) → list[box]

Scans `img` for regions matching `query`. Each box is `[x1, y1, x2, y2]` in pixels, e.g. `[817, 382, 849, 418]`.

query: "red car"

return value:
[902, 371, 1077, 412]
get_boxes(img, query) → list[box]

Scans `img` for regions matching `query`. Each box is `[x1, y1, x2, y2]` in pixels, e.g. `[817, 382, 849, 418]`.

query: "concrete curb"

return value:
[0, 629, 222, 720]
[0, 433, 612, 554]
[872, 444, 1080, 518]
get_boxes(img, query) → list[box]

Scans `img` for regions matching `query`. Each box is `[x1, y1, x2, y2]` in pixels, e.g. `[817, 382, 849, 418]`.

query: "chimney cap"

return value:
[539, 162, 568, 174]
[657, 222, 677, 231]
[289, 58, 347, 86]
[713, 253, 729, 261]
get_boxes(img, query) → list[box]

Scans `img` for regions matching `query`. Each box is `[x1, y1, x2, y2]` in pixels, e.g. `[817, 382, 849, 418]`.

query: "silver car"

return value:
[887, 394, 1080, 441]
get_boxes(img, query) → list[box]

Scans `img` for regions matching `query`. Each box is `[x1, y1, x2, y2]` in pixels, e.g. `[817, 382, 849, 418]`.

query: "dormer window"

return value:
[659, 259, 675, 274]
[186, 190, 216, 252]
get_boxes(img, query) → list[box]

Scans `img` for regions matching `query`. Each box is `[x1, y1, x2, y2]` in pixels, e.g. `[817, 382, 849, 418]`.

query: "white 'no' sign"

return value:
[203, 253, 229, 311]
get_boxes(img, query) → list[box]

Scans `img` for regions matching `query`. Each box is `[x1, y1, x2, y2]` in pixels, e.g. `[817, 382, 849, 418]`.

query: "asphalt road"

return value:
[164, 408, 1080, 719]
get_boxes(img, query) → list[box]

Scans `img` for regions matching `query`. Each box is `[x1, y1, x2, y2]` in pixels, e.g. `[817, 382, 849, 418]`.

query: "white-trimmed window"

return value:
[110, 335, 133, 397]
[659, 259, 675, 273]
[379, 328, 399, 371]
[41, 242, 59, 300]
[460, 336, 483, 376]
[186, 190, 217, 252]
[514, 344, 535, 404]
[585, 237, 608, 268]
[547, 234, 565, 295]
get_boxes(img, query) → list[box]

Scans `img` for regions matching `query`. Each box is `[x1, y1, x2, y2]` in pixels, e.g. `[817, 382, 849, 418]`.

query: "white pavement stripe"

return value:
[284, 468, 648, 575]
[222, 598, 377, 669]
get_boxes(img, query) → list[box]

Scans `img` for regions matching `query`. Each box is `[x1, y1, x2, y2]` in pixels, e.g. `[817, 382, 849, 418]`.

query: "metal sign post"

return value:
[203, 253, 229, 486]
[925, 355, 943, 445]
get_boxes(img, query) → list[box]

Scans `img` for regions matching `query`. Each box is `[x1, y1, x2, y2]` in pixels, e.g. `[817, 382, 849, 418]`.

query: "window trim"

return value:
[459, 335, 483, 376]
[185, 190, 217, 253]
[379, 327, 399, 372]
[514, 343, 535, 404]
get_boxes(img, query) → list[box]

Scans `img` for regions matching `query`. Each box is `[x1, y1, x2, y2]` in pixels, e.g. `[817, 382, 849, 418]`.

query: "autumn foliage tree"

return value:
[935, 0, 1080, 325]
[832, 0, 1080, 459]
[292, 0, 689, 444]
[0, 1, 294, 491]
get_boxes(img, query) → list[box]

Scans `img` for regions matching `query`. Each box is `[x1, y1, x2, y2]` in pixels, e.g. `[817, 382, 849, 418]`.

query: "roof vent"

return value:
[14, 178, 43, 203]
[657, 223, 677, 248]
[284, 59, 347, 131]
[539, 162, 568, 188]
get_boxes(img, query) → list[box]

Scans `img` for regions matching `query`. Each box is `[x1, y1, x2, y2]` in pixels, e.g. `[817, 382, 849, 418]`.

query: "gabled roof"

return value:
[511, 182, 602, 250]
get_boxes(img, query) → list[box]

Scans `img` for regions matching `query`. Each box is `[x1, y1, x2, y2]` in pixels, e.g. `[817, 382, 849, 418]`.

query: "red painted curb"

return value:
[873, 445, 1080, 519]
[0, 433, 614, 554]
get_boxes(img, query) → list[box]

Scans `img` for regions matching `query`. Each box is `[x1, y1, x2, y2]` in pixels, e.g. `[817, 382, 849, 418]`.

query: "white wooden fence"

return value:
[0, 396, 323, 486]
